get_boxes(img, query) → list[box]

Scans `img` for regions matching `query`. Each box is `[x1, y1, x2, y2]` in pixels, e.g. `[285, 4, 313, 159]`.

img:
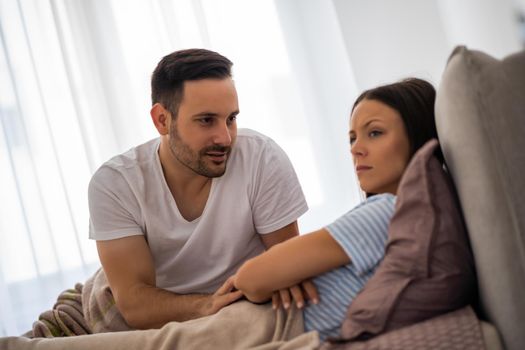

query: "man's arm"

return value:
[259, 221, 299, 249]
[97, 235, 243, 329]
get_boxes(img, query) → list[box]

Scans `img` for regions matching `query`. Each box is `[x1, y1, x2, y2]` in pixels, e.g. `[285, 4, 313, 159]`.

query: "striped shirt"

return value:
[303, 193, 396, 341]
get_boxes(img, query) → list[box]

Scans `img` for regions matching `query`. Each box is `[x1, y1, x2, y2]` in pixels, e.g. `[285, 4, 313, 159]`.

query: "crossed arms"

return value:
[234, 228, 350, 304]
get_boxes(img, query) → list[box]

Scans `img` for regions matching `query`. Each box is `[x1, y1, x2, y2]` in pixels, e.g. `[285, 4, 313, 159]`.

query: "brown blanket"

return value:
[31, 283, 90, 337]
[30, 268, 130, 337]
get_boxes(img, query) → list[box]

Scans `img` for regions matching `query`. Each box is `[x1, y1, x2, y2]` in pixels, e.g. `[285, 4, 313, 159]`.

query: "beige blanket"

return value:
[5, 268, 319, 349]
[2, 300, 319, 349]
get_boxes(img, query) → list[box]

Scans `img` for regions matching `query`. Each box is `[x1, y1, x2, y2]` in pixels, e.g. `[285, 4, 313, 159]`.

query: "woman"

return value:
[234, 78, 439, 341]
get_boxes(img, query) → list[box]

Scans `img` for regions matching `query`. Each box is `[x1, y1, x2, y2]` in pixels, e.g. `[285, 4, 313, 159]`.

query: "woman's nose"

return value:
[351, 139, 367, 157]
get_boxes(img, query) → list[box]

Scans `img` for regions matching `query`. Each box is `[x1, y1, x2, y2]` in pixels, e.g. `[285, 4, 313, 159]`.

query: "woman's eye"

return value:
[369, 130, 382, 138]
[349, 136, 356, 145]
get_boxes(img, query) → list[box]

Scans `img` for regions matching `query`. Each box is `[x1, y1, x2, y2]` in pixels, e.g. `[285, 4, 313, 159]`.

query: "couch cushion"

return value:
[435, 46, 525, 350]
[323, 306, 484, 350]
[339, 139, 476, 340]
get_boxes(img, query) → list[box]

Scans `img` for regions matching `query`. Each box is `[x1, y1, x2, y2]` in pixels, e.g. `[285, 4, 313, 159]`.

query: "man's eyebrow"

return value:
[192, 110, 240, 118]
[192, 112, 218, 118]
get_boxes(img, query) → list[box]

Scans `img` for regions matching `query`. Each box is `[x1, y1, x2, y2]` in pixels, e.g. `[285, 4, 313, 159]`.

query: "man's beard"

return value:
[168, 124, 231, 178]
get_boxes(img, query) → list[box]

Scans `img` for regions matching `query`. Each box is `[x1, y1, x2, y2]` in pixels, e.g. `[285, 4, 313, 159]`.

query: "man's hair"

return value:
[151, 48, 233, 118]
[351, 78, 438, 160]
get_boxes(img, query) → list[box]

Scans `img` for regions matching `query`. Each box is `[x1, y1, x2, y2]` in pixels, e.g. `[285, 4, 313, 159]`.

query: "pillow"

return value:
[338, 139, 476, 340]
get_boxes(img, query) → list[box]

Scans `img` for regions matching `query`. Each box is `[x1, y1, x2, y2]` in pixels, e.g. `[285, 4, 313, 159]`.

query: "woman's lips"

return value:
[356, 165, 372, 173]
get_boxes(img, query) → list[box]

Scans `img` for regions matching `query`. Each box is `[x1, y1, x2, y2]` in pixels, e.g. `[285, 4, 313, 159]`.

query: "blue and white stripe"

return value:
[303, 193, 396, 341]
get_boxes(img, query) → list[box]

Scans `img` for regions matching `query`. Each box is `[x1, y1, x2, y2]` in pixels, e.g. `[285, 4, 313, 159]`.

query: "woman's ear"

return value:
[151, 103, 170, 135]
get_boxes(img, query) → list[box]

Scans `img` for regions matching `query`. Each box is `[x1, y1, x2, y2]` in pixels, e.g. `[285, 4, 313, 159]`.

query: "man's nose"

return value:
[213, 122, 232, 146]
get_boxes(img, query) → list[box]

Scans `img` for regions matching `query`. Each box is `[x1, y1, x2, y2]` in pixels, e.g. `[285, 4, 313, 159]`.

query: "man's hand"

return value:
[271, 279, 319, 310]
[98, 236, 245, 328]
[203, 276, 244, 316]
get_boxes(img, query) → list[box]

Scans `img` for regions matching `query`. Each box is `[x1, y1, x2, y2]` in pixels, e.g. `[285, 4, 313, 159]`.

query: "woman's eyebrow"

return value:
[363, 118, 383, 127]
[350, 118, 383, 133]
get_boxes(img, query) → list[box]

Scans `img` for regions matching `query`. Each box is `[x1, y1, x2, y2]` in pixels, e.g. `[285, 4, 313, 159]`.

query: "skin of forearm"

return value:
[235, 229, 351, 304]
[118, 283, 211, 329]
[234, 257, 295, 304]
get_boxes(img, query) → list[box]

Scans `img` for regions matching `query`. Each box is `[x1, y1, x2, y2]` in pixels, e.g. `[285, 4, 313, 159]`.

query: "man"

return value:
[88, 49, 308, 329]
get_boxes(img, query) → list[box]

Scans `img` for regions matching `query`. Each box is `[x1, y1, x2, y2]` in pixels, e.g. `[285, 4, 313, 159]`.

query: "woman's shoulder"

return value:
[356, 193, 396, 210]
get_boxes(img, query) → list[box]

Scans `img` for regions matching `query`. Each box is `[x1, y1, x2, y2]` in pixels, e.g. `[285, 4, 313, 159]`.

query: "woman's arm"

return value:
[234, 228, 350, 303]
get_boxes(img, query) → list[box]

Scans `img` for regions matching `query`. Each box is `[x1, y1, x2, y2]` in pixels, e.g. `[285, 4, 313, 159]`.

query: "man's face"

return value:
[168, 78, 239, 178]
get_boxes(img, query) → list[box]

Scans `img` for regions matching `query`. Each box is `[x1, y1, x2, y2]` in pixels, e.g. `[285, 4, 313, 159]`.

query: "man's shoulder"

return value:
[237, 128, 270, 142]
[96, 138, 159, 171]
[90, 138, 160, 184]
[235, 128, 280, 153]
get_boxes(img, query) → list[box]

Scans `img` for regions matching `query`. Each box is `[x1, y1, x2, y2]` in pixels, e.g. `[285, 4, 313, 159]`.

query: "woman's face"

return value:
[349, 98, 411, 195]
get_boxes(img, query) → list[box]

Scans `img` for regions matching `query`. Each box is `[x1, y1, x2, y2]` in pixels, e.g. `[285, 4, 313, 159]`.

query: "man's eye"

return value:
[199, 117, 213, 125]
[227, 115, 237, 124]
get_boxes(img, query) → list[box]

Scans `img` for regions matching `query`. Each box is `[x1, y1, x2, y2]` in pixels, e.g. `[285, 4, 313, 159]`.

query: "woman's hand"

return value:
[272, 279, 319, 310]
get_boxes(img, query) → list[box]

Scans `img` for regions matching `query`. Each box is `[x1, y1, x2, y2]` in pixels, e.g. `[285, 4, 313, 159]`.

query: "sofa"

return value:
[435, 45, 525, 350]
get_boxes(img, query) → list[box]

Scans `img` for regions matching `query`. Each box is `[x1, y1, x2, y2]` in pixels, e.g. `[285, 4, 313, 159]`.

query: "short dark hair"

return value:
[151, 48, 233, 118]
[352, 78, 438, 159]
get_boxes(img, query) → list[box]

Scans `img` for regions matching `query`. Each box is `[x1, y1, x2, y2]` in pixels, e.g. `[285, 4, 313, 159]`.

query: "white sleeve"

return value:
[251, 139, 308, 234]
[88, 166, 143, 240]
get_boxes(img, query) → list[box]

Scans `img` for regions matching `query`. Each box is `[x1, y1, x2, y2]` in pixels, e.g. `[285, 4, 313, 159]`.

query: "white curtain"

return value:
[2, 0, 521, 337]
[0, 0, 361, 335]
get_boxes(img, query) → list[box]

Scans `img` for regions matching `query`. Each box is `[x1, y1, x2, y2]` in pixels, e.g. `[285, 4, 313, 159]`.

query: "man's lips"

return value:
[356, 165, 372, 173]
[206, 152, 228, 162]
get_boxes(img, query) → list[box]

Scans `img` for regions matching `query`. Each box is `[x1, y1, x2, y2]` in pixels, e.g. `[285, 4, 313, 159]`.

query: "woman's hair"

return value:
[351, 78, 439, 160]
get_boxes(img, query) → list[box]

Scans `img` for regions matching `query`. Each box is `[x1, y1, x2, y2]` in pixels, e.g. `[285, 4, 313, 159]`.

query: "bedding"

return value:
[320, 305, 485, 350]
[30, 268, 130, 337]
[2, 268, 318, 349]
[2, 300, 318, 349]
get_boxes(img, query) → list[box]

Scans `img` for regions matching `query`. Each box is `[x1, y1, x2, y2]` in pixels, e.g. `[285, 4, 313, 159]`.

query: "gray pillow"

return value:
[339, 139, 476, 340]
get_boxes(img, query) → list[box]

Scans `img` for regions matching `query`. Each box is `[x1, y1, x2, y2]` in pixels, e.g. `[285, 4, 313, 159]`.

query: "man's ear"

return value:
[151, 103, 171, 135]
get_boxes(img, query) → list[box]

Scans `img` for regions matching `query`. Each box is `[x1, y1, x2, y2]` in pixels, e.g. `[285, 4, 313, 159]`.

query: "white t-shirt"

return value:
[88, 129, 308, 294]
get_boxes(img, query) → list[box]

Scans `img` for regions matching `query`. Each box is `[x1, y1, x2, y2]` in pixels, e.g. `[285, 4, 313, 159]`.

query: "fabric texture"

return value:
[339, 139, 476, 340]
[88, 128, 308, 294]
[435, 46, 525, 350]
[31, 284, 90, 337]
[3, 300, 316, 350]
[320, 306, 485, 350]
[305, 194, 396, 340]
[81, 269, 131, 334]
[29, 269, 132, 338]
